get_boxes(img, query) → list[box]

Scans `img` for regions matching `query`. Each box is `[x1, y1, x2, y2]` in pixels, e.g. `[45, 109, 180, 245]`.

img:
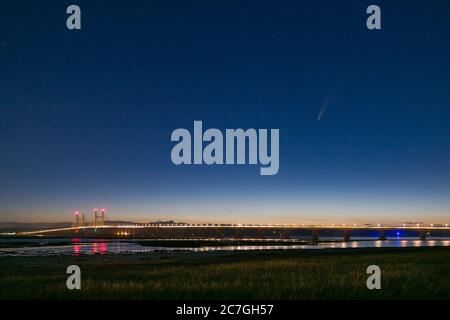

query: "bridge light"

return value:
[416, 223, 419, 227]
[403, 223, 406, 227]
[353, 223, 356, 227]
[377, 223, 380, 227]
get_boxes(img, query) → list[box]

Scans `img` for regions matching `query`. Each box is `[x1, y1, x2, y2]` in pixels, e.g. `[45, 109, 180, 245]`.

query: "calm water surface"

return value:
[0, 237, 449, 256]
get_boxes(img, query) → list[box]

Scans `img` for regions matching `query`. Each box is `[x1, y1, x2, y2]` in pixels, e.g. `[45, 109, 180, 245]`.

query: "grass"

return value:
[0, 247, 449, 299]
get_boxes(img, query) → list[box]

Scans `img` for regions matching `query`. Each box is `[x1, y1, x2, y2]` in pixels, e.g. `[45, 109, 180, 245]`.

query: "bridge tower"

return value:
[94, 208, 105, 227]
[74, 211, 84, 227]
[101, 208, 105, 225]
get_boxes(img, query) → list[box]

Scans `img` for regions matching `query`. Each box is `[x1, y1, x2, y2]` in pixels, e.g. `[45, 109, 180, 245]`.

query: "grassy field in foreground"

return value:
[0, 247, 449, 299]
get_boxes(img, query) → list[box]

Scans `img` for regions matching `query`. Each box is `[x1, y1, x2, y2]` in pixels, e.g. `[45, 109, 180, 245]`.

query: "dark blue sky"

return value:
[1, 0, 449, 224]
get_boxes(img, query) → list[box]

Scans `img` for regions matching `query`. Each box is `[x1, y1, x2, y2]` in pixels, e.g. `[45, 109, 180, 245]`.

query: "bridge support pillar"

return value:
[343, 230, 351, 242]
[199, 227, 208, 239]
[311, 230, 319, 243]
[378, 230, 387, 241]
[257, 228, 266, 239]
[214, 228, 223, 239]
[419, 231, 427, 241]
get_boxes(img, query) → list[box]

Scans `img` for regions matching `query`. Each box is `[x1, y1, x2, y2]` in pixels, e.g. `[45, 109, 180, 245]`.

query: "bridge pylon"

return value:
[74, 211, 84, 227]
[94, 208, 105, 227]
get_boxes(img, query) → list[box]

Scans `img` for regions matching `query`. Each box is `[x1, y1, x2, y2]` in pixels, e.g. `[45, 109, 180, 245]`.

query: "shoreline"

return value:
[1, 238, 449, 257]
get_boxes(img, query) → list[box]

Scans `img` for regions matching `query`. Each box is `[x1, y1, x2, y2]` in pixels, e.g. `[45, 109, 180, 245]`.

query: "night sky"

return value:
[1, 0, 450, 224]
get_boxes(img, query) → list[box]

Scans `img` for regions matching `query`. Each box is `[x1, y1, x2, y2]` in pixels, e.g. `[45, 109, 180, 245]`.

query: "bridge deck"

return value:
[11, 224, 450, 236]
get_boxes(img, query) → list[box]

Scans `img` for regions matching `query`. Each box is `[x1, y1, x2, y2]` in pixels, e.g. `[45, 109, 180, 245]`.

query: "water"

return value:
[0, 237, 449, 257]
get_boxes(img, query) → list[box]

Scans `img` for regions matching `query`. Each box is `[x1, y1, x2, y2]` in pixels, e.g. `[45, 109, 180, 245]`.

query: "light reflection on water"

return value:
[0, 238, 449, 257]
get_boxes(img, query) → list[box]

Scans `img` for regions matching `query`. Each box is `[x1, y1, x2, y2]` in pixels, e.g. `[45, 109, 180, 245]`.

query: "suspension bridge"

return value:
[10, 209, 450, 241]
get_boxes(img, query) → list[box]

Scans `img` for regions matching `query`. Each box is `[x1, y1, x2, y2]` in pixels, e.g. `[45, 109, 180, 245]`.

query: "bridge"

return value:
[13, 222, 450, 241]
[6, 209, 448, 241]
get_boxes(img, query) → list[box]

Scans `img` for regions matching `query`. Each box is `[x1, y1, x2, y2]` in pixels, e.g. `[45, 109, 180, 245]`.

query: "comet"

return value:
[317, 87, 337, 120]
[318, 98, 330, 120]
